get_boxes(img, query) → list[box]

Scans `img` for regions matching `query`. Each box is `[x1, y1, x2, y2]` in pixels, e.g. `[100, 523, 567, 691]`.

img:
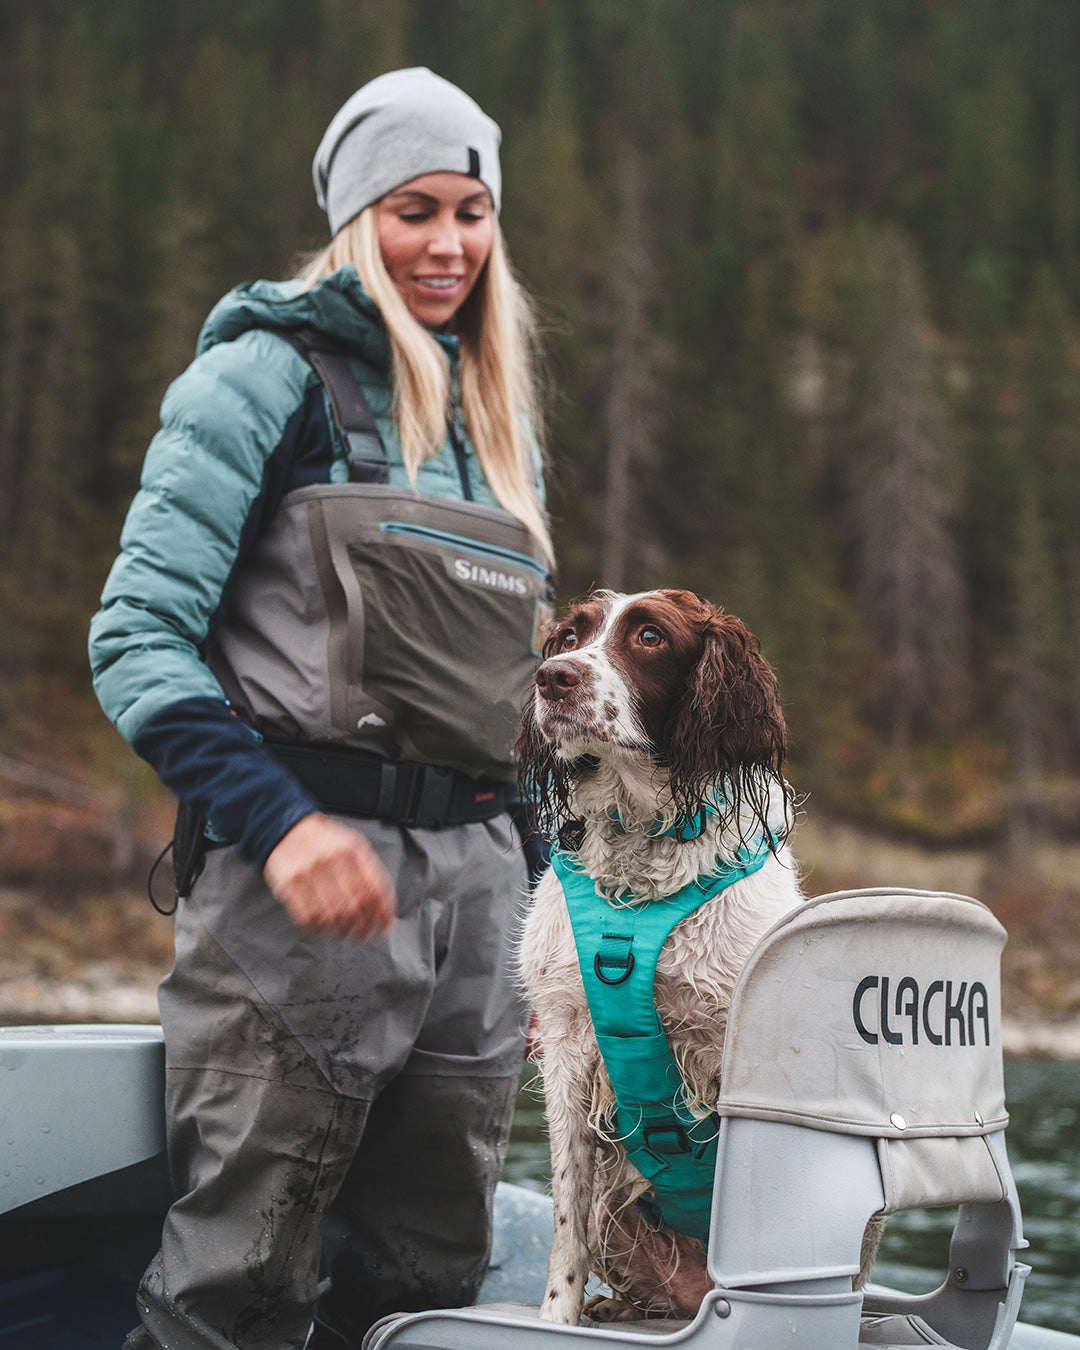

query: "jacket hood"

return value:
[197, 266, 392, 372]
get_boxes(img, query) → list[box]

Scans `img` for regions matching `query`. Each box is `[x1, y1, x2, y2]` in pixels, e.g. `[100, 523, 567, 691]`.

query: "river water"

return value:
[504, 1056, 1080, 1335]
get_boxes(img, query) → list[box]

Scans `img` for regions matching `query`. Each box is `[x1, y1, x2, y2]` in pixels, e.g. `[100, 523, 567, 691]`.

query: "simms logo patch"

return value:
[853, 975, 991, 1047]
[453, 557, 528, 595]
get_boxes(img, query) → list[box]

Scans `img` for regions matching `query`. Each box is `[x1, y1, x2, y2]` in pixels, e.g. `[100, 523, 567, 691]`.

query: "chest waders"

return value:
[170, 323, 546, 1093]
[206, 327, 554, 798]
[550, 836, 773, 1242]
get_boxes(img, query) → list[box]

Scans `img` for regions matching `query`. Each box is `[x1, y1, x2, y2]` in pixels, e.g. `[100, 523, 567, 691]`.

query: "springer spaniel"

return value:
[516, 588, 803, 1325]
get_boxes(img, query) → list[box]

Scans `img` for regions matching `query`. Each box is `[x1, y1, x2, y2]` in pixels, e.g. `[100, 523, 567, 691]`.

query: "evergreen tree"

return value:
[1, 0, 1080, 834]
[1004, 482, 1063, 862]
[839, 224, 968, 755]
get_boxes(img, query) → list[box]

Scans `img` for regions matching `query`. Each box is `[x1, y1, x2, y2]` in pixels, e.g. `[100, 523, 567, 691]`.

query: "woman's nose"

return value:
[427, 214, 464, 257]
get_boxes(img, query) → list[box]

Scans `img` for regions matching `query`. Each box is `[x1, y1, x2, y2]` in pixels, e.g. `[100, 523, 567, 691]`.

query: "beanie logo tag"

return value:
[468, 147, 481, 179]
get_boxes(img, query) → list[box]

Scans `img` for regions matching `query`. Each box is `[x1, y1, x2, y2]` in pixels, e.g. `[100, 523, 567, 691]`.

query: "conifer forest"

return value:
[3, 0, 1080, 854]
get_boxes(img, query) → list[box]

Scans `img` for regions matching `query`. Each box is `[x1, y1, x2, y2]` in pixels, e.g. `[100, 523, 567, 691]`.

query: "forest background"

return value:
[1, 0, 1079, 1029]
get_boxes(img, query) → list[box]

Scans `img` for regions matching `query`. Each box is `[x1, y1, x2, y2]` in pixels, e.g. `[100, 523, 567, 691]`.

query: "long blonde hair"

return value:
[296, 210, 553, 565]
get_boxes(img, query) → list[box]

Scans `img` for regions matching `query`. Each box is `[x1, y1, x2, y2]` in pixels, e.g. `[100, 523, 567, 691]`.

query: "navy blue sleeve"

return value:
[133, 696, 320, 869]
[91, 330, 341, 872]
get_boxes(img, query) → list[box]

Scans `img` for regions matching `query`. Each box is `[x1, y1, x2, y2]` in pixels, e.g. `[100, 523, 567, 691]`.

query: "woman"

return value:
[90, 68, 553, 1350]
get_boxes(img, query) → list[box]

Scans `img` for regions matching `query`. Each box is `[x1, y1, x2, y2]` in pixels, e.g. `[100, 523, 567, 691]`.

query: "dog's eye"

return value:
[639, 627, 663, 647]
[558, 630, 578, 650]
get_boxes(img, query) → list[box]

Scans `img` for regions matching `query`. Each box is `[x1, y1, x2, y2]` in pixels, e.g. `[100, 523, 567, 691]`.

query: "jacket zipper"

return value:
[446, 410, 474, 501]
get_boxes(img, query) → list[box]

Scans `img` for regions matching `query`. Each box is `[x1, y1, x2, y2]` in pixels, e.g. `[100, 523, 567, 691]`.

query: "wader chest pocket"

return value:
[314, 487, 553, 780]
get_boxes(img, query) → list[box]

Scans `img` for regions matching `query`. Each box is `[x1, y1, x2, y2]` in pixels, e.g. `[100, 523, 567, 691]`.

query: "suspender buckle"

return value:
[345, 430, 388, 483]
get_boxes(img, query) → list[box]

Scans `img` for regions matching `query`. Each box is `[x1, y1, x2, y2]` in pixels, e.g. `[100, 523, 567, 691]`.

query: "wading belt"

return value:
[168, 747, 513, 908]
[550, 838, 773, 1242]
[265, 740, 513, 829]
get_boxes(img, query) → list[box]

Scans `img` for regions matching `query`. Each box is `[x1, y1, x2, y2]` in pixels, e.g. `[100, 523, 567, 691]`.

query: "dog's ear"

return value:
[664, 610, 786, 833]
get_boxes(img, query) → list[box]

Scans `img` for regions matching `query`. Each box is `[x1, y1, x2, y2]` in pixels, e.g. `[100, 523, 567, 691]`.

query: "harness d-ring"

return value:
[594, 951, 635, 984]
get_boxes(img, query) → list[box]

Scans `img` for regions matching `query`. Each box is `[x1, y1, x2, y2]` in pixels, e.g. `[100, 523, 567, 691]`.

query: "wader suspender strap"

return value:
[550, 839, 774, 1241]
[272, 326, 389, 484]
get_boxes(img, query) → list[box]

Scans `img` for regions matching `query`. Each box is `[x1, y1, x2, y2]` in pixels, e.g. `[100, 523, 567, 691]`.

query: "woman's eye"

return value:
[639, 627, 663, 648]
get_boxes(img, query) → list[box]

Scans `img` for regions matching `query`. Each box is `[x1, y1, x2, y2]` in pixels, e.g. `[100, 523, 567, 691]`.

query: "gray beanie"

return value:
[313, 67, 502, 235]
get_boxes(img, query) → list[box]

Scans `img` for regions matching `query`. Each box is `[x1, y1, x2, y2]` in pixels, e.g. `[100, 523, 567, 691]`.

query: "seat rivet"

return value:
[890, 1112, 907, 1131]
[714, 1299, 732, 1319]
[954, 1266, 969, 1284]
[974, 1109, 984, 1125]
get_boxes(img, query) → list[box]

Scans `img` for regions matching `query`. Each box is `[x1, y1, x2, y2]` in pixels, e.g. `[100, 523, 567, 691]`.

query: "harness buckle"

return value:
[594, 933, 635, 985]
[642, 1119, 692, 1156]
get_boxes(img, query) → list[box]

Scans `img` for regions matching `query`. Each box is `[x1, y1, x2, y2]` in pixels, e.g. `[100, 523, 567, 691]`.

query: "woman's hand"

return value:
[263, 813, 397, 942]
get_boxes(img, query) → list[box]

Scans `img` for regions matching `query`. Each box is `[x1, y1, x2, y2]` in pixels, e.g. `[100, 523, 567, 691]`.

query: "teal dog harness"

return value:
[550, 832, 773, 1241]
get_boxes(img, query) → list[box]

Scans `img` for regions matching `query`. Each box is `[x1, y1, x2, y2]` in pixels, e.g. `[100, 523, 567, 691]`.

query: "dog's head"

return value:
[516, 588, 787, 843]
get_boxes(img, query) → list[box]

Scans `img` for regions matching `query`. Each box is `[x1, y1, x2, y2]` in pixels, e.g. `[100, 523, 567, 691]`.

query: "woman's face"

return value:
[375, 172, 495, 328]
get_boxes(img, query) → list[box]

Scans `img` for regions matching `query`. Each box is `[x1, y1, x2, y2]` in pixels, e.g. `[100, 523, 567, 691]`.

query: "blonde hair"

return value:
[296, 210, 553, 565]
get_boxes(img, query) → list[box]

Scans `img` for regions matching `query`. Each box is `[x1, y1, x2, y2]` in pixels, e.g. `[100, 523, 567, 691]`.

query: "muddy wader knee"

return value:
[311, 1069, 519, 1345]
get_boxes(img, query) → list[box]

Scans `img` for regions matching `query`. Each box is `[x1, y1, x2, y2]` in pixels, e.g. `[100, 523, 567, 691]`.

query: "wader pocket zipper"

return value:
[379, 521, 551, 578]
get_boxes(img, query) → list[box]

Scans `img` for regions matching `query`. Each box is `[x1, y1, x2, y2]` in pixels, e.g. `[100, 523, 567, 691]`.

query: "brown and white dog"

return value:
[516, 588, 803, 1325]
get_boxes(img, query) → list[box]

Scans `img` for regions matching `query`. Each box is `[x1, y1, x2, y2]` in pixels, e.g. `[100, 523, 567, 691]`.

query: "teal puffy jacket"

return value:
[89, 266, 534, 866]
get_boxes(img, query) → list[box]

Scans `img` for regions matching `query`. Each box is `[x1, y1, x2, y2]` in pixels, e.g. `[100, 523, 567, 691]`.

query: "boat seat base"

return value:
[859, 1312, 964, 1347]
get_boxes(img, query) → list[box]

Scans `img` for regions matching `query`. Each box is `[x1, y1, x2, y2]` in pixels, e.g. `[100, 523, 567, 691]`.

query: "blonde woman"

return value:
[90, 69, 553, 1350]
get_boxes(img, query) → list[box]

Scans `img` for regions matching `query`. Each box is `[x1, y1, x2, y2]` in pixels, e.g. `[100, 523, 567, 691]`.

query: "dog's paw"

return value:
[583, 1293, 639, 1323]
[539, 1283, 585, 1326]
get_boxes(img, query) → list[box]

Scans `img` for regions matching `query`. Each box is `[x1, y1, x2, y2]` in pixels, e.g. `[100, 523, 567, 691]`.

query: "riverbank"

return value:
[3, 949, 1074, 1056]
[1, 764, 1078, 1054]
[795, 815, 1080, 1056]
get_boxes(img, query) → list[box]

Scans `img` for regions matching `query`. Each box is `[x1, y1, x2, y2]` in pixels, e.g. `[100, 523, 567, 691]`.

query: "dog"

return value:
[516, 588, 804, 1324]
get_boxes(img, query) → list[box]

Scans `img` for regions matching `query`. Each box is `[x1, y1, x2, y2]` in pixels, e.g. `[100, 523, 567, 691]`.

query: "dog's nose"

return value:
[535, 659, 584, 702]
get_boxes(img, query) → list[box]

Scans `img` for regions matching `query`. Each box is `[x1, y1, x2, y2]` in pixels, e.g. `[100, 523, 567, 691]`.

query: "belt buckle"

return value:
[403, 764, 455, 827]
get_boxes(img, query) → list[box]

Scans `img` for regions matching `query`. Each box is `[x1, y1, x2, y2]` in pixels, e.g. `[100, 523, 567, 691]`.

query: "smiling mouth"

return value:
[414, 276, 463, 290]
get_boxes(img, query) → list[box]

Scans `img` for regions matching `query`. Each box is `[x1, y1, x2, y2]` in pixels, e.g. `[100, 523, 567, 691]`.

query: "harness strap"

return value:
[551, 837, 773, 1241]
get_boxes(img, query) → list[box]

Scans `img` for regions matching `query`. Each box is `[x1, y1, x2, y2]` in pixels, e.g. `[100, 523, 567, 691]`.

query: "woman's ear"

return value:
[664, 611, 786, 825]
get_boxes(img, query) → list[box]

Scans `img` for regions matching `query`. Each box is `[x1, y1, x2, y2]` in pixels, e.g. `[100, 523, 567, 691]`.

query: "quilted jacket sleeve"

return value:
[88, 329, 325, 867]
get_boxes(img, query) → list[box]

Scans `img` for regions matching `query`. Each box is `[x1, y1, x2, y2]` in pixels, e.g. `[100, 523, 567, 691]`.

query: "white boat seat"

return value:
[366, 888, 1029, 1350]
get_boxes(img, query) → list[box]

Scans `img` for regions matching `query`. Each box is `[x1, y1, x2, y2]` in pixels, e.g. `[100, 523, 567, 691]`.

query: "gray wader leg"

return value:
[123, 902, 370, 1350]
[311, 1069, 519, 1346]
[125, 816, 526, 1350]
[312, 815, 525, 1346]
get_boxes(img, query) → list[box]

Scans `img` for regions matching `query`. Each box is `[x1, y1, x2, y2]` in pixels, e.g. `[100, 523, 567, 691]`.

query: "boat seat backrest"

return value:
[718, 888, 1008, 1202]
[709, 888, 1027, 1350]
